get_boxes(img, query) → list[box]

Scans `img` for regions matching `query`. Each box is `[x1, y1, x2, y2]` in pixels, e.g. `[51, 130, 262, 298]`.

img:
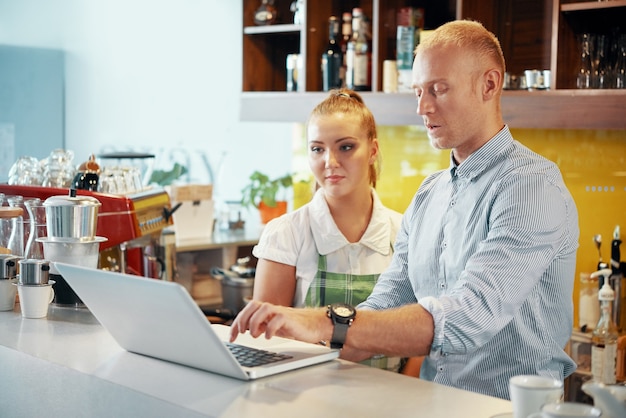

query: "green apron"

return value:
[304, 253, 402, 372]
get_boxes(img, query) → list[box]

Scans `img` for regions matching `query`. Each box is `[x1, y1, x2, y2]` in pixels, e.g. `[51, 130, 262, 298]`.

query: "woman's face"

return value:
[307, 112, 377, 199]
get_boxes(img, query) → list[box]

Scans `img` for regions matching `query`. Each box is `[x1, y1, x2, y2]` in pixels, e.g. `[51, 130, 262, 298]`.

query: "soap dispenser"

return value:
[591, 268, 619, 384]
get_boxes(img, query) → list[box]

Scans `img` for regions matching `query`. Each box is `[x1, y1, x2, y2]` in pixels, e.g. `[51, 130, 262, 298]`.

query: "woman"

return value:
[251, 89, 404, 371]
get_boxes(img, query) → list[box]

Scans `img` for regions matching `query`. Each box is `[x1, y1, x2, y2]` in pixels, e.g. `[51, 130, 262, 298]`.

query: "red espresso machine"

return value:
[0, 184, 175, 279]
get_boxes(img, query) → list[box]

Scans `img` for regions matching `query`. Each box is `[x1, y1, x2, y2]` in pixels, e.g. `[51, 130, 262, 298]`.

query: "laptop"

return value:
[54, 262, 339, 380]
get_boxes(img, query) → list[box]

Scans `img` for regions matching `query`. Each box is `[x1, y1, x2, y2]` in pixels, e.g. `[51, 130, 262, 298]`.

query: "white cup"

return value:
[0, 278, 18, 311]
[15, 280, 55, 319]
[527, 401, 601, 418]
[509, 375, 564, 418]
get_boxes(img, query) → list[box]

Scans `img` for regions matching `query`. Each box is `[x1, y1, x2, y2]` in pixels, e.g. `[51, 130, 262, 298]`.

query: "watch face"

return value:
[334, 305, 354, 318]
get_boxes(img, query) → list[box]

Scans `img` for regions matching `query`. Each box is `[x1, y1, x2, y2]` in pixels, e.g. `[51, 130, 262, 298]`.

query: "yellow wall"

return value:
[293, 125, 626, 329]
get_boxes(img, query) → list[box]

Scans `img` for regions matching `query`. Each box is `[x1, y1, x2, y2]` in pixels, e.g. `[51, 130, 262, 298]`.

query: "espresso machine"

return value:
[0, 184, 175, 280]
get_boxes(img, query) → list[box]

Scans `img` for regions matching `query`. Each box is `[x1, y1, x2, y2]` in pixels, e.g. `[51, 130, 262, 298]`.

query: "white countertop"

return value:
[0, 305, 512, 418]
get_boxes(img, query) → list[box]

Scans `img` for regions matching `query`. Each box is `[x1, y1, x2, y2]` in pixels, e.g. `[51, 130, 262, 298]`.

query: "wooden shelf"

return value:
[240, 90, 626, 129]
[240, 1, 626, 129]
[243, 24, 302, 35]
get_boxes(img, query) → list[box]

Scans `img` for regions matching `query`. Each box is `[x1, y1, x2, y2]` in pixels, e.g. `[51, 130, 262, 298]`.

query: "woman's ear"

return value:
[370, 138, 380, 165]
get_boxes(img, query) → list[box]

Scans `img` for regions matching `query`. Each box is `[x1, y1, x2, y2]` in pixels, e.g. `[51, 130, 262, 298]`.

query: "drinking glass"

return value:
[577, 33, 594, 89]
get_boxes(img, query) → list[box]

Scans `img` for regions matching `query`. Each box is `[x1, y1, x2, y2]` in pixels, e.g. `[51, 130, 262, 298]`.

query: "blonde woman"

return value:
[251, 89, 403, 371]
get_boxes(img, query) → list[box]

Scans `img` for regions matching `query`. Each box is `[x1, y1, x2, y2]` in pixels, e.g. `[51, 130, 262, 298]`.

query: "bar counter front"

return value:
[0, 305, 511, 417]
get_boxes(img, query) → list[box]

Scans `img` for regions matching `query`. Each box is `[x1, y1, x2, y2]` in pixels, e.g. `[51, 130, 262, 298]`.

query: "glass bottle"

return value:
[591, 281, 619, 384]
[23, 199, 46, 260]
[340, 12, 352, 88]
[346, 8, 371, 91]
[321, 16, 343, 91]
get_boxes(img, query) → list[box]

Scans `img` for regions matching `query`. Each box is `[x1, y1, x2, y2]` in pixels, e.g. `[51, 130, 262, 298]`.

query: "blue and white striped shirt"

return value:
[360, 126, 579, 399]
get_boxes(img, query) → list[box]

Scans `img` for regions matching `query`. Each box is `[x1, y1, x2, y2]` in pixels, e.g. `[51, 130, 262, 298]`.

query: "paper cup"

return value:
[15, 280, 55, 319]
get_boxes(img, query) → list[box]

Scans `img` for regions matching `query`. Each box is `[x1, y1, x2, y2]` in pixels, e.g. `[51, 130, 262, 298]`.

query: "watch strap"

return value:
[330, 322, 350, 349]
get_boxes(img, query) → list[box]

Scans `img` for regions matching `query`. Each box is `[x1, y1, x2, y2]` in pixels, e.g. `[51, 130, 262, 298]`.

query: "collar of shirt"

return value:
[447, 125, 513, 182]
[309, 188, 392, 256]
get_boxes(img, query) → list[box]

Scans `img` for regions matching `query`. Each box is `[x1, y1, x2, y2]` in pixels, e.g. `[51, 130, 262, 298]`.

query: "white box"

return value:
[171, 199, 214, 245]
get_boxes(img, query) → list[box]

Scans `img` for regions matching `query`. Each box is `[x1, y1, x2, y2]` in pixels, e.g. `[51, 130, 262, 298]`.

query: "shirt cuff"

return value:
[418, 296, 445, 358]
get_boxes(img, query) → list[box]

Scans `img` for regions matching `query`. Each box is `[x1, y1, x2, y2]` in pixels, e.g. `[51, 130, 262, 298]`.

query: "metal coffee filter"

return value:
[18, 259, 50, 285]
[43, 193, 101, 240]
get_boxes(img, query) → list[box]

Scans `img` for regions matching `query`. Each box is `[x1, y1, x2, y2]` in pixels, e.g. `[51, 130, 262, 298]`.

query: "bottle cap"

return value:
[599, 282, 615, 301]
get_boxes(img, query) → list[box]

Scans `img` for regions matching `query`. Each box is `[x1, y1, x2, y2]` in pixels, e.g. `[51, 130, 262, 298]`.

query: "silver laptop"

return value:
[54, 262, 339, 380]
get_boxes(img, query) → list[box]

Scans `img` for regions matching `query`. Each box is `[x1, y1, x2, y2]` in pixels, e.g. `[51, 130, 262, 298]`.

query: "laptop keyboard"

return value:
[225, 342, 293, 367]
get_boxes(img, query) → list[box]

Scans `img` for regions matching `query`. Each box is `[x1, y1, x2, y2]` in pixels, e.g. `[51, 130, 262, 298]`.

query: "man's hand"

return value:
[229, 300, 329, 344]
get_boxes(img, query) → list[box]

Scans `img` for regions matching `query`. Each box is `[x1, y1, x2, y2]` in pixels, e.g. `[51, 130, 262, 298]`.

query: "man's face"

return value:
[412, 45, 487, 160]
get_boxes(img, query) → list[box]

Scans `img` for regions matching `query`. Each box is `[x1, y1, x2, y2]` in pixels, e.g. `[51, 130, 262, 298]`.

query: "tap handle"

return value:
[612, 225, 622, 275]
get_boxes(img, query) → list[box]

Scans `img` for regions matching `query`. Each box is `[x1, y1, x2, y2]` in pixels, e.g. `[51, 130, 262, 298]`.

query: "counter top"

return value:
[164, 225, 262, 252]
[0, 305, 512, 418]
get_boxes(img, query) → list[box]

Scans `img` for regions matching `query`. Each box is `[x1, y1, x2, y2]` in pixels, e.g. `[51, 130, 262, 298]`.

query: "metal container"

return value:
[43, 191, 101, 240]
[0, 254, 19, 279]
[18, 259, 50, 285]
[210, 265, 255, 316]
[37, 236, 107, 274]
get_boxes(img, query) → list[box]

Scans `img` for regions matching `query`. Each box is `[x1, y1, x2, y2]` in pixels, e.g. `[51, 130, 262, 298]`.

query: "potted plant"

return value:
[241, 171, 292, 224]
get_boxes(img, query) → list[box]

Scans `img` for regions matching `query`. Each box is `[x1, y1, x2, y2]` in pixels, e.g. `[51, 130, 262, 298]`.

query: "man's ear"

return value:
[483, 68, 502, 99]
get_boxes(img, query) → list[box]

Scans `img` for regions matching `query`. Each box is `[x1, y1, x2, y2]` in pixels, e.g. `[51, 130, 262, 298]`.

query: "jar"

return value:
[0, 207, 24, 257]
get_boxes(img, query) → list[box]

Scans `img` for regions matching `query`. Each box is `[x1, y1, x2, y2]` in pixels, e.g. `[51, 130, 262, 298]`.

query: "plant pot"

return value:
[259, 201, 287, 224]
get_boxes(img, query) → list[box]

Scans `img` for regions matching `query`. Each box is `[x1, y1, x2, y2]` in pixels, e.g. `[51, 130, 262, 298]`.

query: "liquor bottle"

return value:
[339, 12, 352, 88]
[591, 280, 619, 384]
[321, 16, 343, 91]
[345, 8, 371, 91]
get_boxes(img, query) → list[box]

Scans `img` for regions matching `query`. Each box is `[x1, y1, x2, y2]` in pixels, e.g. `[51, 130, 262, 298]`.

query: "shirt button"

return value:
[439, 282, 446, 289]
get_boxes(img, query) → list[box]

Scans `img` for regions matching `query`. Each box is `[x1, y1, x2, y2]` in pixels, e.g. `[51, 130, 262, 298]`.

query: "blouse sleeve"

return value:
[252, 211, 306, 267]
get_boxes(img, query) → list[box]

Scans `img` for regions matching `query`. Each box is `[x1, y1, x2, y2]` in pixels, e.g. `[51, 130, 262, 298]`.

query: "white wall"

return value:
[0, 0, 293, 203]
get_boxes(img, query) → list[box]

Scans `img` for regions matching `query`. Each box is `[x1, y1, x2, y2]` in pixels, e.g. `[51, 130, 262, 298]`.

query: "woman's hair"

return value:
[307, 88, 381, 187]
[415, 19, 506, 76]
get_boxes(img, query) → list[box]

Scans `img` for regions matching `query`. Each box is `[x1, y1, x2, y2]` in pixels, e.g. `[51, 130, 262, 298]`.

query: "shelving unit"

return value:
[553, 0, 626, 89]
[241, 0, 626, 129]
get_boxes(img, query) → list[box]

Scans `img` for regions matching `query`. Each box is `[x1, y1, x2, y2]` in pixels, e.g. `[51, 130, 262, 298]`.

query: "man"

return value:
[230, 20, 579, 400]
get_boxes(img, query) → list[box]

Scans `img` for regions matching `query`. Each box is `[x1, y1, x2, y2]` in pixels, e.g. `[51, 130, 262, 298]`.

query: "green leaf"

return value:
[149, 163, 188, 186]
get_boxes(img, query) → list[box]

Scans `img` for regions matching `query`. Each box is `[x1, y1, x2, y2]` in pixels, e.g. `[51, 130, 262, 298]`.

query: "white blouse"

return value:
[252, 188, 403, 307]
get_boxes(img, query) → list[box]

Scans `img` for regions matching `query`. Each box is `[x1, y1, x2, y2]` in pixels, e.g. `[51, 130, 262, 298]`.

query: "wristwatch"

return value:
[327, 303, 356, 349]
